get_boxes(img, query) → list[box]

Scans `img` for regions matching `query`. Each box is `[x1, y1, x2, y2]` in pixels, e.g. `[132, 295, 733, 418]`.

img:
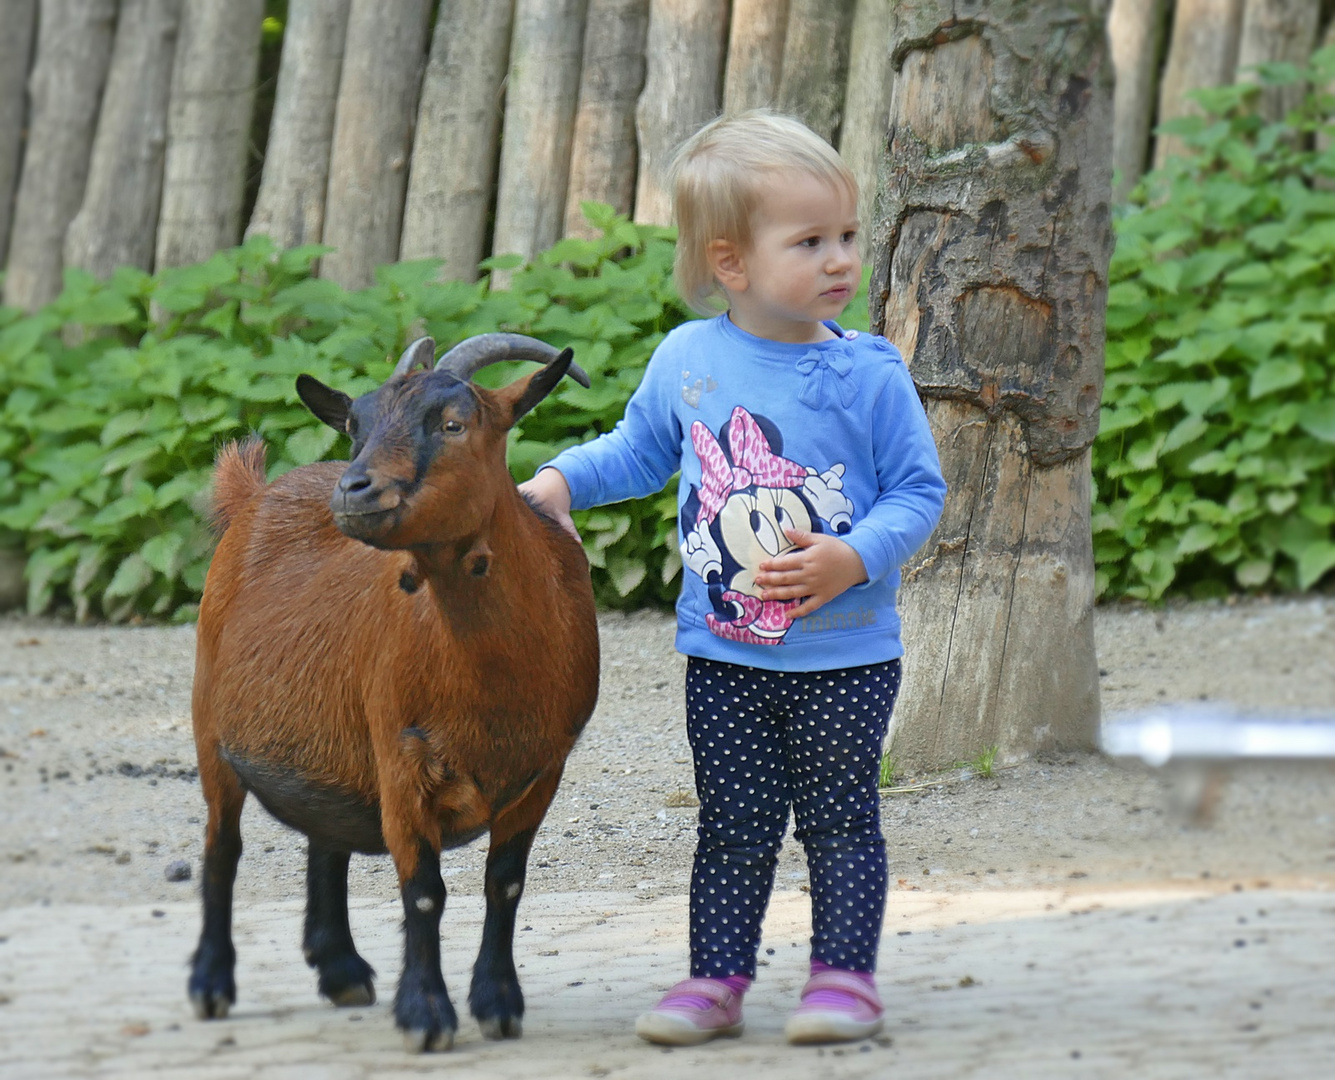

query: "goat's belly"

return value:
[222, 749, 387, 854]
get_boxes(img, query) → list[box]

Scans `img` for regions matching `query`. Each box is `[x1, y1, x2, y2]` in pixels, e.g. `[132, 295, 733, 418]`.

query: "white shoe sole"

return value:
[784, 1010, 883, 1045]
[635, 1011, 745, 1046]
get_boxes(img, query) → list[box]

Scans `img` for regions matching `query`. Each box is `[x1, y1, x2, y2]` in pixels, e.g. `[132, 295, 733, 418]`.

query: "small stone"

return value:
[165, 859, 192, 882]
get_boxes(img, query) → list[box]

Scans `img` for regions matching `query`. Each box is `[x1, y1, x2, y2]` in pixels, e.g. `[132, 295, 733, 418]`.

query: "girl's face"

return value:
[712, 173, 861, 344]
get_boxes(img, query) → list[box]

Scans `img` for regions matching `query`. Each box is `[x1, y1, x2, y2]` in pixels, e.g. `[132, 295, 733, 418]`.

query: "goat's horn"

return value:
[393, 337, 436, 378]
[434, 332, 591, 388]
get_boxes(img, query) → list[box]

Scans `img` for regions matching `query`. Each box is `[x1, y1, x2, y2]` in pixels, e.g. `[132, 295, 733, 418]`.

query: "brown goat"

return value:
[188, 335, 599, 1052]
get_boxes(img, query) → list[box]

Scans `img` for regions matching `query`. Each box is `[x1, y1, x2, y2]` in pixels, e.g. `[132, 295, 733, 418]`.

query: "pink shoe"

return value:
[784, 969, 884, 1044]
[634, 978, 746, 1046]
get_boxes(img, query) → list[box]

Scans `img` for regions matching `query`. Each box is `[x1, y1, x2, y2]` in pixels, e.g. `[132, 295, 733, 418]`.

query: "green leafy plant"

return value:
[1096, 53, 1335, 600]
[0, 203, 870, 621]
[877, 752, 900, 789]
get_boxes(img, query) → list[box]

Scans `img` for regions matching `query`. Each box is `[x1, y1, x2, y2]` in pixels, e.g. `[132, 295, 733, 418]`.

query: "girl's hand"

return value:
[518, 468, 580, 541]
[755, 528, 868, 620]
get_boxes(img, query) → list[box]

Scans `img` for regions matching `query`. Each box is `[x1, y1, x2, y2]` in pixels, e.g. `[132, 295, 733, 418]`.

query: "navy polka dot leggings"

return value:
[685, 655, 902, 978]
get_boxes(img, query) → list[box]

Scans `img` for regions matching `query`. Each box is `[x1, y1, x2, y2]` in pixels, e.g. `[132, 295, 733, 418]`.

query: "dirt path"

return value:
[2, 597, 1334, 1076]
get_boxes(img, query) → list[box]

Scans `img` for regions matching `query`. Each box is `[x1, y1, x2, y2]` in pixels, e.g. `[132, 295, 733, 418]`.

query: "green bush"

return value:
[0, 204, 870, 621]
[1096, 54, 1335, 600]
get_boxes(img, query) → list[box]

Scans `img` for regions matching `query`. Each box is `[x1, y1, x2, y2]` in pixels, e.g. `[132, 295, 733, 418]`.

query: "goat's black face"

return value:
[298, 371, 485, 548]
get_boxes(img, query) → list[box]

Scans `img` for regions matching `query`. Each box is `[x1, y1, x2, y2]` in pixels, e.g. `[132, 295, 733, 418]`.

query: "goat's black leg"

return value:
[394, 838, 456, 1052]
[469, 824, 539, 1038]
[303, 842, 375, 1006]
[189, 772, 246, 1019]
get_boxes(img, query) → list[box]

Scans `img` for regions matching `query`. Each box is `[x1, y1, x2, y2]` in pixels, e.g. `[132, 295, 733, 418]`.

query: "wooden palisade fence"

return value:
[5, 0, 1335, 310]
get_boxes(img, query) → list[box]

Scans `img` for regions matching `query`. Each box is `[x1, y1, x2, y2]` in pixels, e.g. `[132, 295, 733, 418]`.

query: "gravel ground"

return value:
[2, 597, 1334, 912]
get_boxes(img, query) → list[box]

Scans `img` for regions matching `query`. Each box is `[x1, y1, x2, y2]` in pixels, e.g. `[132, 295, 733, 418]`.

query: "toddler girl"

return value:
[521, 110, 946, 1045]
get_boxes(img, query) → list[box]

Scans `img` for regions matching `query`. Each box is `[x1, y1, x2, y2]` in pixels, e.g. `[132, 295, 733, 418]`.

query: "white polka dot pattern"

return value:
[683, 656, 902, 977]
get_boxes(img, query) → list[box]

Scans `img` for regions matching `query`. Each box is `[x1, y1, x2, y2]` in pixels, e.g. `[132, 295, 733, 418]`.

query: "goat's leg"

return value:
[392, 836, 456, 1052]
[303, 843, 376, 1006]
[469, 769, 562, 1039]
[189, 761, 246, 1019]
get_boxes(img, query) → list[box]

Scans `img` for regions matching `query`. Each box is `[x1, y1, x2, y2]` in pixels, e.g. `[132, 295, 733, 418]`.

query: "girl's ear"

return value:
[706, 239, 748, 293]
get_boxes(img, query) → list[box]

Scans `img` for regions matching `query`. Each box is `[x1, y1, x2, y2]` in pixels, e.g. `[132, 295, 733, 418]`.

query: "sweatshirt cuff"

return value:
[843, 525, 892, 586]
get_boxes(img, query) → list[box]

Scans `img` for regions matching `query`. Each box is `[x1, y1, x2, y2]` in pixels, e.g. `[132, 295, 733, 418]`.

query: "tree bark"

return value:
[563, 0, 650, 238]
[1153, 0, 1244, 167]
[839, 0, 893, 257]
[244, 0, 351, 250]
[776, 0, 857, 144]
[871, 1, 1114, 767]
[722, 0, 789, 114]
[0, 0, 37, 268]
[1236, 0, 1321, 123]
[2, 0, 114, 311]
[634, 0, 729, 226]
[320, 0, 431, 290]
[491, 0, 589, 271]
[1108, 0, 1169, 202]
[154, 0, 264, 269]
[399, 0, 514, 279]
[64, 0, 182, 280]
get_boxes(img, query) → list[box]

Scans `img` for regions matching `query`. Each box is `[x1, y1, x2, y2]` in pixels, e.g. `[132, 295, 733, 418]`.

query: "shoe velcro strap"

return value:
[661, 978, 738, 1007]
[801, 971, 881, 1009]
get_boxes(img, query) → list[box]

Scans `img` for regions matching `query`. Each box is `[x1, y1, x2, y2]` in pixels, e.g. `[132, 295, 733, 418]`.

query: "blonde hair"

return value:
[668, 110, 858, 315]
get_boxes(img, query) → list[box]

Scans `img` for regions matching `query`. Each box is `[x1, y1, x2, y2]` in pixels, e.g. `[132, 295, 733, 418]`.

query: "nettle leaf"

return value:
[105, 552, 155, 599]
[141, 532, 186, 576]
[1298, 400, 1335, 442]
[1248, 358, 1304, 399]
[1296, 541, 1335, 590]
[286, 425, 338, 466]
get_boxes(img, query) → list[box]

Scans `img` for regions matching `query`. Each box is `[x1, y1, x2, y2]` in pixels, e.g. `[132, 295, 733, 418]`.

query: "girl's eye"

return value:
[800, 236, 820, 248]
[842, 230, 858, 244]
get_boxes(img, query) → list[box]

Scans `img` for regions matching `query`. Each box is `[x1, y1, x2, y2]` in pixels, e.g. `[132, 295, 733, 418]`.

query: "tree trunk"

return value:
[563, 0, 650, 238]
[839, 0, 893, 257]
[320, 0, 431, 290]
[2, 0, 115, 311]
[399, 0, 514, 279]
[64, 0, 181, 280]
[0, 0, 37, 268]
[1109, 0, 1169, 202]
[634, 0, 729, 226]
[244, 0, 350, 250]
[776, 0, 857, 144]
[871, 1, 1114, 768]
[722, 0, 789, 114]
[491, 0, 589, 272]
[1236, 0, 1321, 123]
[154, 0, 264, 269]
[1153, 0, 1244, 167]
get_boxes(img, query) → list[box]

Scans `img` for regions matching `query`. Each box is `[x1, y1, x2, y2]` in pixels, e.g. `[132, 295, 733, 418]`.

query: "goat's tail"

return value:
[209, 436, 267, 536]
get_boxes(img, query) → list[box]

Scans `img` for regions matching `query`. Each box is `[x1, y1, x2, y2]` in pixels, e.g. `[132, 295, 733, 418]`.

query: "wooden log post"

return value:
[2, 0, 115, 311]
[155, 0, 264, 270]
[320, 0, 431, 289]
[1108, 0, 1170, 202]
[0, 0, 37, 267]
[634, 0, 729, 226]
[245, 0, 351, 250]
[722, 0, 789, 114]
[563, 0, 650, 238]
[776, 0, 857, 144]
[65, 0, 182, 281]
[1153, 0, 1244, 168]
[872, 1, 1114, 767]
[399, 0, 515, 279]
[839, 0, 894, 258]
[1235, 0, 1321, 124]
[491, 0, 589, 273]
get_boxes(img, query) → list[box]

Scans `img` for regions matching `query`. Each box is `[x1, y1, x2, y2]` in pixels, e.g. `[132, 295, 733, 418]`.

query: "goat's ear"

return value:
[296, 374, 354, 432]
[502, 347, 576, 424]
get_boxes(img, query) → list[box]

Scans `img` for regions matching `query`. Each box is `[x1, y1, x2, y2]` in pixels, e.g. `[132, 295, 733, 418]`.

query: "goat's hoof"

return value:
[190, 991, 232, 1020]
[330, 983, 375, 1007]
[403, 1026, 454, 1053]
[479, 1015, 522, 1040]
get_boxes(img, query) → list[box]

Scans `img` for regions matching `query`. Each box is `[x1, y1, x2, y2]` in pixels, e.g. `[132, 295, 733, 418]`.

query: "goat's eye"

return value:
[443, 419, 465, 435]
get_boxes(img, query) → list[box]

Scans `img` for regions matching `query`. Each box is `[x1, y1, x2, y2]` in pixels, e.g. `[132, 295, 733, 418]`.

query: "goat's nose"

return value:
[337, 471, 373, 496]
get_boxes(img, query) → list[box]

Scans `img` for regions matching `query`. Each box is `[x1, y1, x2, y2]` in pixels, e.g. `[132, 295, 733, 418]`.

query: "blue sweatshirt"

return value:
[545, 314, 946, 672]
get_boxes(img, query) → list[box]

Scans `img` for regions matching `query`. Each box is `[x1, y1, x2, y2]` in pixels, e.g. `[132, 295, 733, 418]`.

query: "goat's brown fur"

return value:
[188, 351, 599, 1045]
